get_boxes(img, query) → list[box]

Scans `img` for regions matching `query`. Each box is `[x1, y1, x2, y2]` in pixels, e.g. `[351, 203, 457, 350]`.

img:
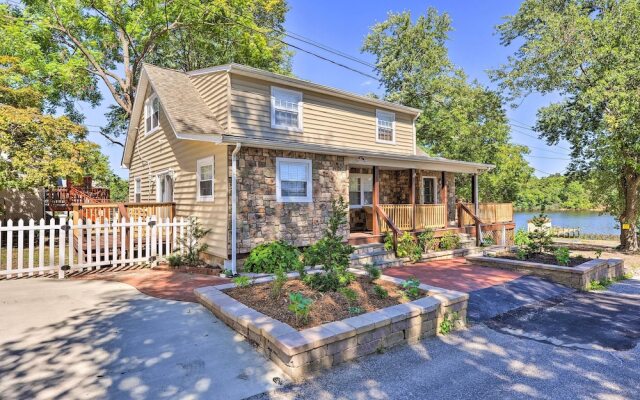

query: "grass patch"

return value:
[588, 273, 634, 291]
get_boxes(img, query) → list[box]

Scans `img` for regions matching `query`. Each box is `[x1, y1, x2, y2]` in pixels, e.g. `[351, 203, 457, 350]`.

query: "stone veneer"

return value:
[230, 147, 349, 254]
[467, 255, 625, 290]
[195, 270, 468, 382]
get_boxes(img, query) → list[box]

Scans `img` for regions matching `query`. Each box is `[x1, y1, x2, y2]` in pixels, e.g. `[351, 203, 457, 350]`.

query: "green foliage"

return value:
[364, 264, 381, 281]
[302, 197, 354, 292]
[418, 229, 437, 252]
[373, 284, 389, 299]
[554, 247, 571, 266]
[397, 231, 422, 262]
[233, 276, 251, 288]
[166, 254, 183, 267]
[526, 210, 552, 255]
[348, 306, 364, 315]
[288, 292, 313, 324]
[383, 232, 394, 252]
[439, 231, 460, 250]
[271, 267, 287, 299]
[363, 8, 533, 204]
[338, 287, 358, 304]
[244, 241, 302, 274]
[177, 217, 211, 265]
[595, 249, 603, 259]
[514, 229, 531, 246]
[516, 247, 529, 261]
[401, 277, 421, 300]
[494, 0, 640, 250]
[515, 174, 595, 211]
[4, 1, 291, 144]
[222, 269, 233, 277]
[439, 312, 460, 335]
[588, 273, 633, 291]
[481, 236, 495, 247]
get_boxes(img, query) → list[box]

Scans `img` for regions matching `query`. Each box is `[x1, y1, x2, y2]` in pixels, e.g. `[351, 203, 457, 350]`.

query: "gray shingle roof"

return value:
[143, 63, 224, 135]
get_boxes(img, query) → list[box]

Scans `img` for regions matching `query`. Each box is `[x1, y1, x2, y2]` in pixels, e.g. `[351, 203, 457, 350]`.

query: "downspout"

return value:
[230, 143, 242, 275]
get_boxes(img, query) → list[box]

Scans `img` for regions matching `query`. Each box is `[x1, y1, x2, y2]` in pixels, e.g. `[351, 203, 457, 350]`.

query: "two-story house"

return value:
[122, 63, 514, 271]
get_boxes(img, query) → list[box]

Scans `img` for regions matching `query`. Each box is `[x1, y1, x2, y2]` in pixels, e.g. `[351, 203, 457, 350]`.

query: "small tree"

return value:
[177, 217, 211, 265]
[302, 197, 355, 291]
[526, 206, 552, 255]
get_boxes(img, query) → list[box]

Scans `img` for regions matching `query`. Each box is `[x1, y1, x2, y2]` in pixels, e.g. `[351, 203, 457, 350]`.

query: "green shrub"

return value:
[348, 306, 363, 315]
[373, 284, 389, 299]
[401, 277, 421, 300]
[244, 241, 302, 273]
[397, 231, 422, 262]
[554, 247, 570, 266]
[418, 229, 436, 252]
[383, 232, 394, 251]
[166, 253, 183, 267]
[364, 264, 381, 281]
[288, 292, 313, 324]
[439, 312, 460, 335]
[439, 231, 460, 250]
[177, 217, 211, 265]
[233, 276, 251, 287]
[514, 228, 531, 246]
[302, 197, 354, 292]
[595, 249, 603, 259]
[222, 268, 233, 277]
[339, 287, 358, 304]
[481, 236, 495, 247]
[516, 247, 528, 260]
[526, 208, 552, 254]
[271, 267, 288, 298]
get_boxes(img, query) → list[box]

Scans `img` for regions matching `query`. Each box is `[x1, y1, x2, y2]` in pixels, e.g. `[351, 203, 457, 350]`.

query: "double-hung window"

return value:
[376, 110, 395, 144]
[197, 157, 214, 201]
[145, 94, 160, 133]
[134, 177, 142, 203]
[349, 174, 373, 208]
[422, 176, 437, 204]
[276, 158, 312, 202]
[271, 87, 303, 131]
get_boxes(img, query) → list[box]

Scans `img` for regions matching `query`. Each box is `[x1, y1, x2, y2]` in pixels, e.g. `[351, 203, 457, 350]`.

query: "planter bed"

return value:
[225, 276, 417, 329]
[467, 254, 625, 290]
[493, 252, 591, 267]
[195, 270, 468, 381]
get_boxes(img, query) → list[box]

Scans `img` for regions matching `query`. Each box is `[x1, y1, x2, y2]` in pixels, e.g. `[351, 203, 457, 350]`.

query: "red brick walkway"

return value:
[384, 258, 524, 293]
[74, 268, 229, 302]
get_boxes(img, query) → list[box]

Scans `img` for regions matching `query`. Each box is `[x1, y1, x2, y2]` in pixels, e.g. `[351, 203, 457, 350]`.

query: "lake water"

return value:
[514, 210, 619, 235]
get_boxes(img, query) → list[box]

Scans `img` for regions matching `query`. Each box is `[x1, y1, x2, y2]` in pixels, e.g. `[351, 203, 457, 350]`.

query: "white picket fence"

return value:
[0, 217, 189, 279]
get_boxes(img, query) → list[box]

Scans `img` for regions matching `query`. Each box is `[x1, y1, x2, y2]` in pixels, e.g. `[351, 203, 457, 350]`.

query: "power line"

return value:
[512, 141, 569, 156]
[524, 154, 571, 161]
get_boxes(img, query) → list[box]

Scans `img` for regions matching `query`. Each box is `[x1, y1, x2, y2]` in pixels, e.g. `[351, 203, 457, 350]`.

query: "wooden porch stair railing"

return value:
[457, 202, 484, 246]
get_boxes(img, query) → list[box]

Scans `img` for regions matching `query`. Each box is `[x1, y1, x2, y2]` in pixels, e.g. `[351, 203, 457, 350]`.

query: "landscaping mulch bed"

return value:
[497, 252, 591, 267]
[224, 276, 424, 329]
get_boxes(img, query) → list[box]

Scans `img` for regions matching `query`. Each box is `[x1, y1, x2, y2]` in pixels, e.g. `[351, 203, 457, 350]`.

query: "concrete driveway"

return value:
[0, 278, 286, 400]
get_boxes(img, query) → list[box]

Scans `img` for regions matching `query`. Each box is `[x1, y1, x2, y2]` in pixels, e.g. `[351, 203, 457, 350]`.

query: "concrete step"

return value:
[351, 243, 387, 256]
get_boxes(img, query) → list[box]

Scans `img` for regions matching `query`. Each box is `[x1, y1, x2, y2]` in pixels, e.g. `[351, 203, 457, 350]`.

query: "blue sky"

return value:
[86, 0, 569, 179]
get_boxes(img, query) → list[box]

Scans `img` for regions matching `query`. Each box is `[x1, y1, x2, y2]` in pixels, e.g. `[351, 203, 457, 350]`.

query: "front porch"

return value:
[346, 165, 514, 247]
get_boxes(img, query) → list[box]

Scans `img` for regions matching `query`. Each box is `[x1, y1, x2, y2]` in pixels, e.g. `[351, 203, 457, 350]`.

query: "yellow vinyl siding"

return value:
[128, 88, 229, 259]
[190, 71, 229, 130]
[228, 75, 415, 154]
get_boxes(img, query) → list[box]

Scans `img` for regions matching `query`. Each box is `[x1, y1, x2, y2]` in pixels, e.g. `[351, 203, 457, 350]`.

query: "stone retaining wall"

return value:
[467, 255, 625, 290]
[195, 272, 468, 381]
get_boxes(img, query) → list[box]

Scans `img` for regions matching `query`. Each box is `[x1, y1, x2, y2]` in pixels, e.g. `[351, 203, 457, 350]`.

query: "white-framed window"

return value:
[276, 157, 312, 202]
[134, 177, 142, 203]
[197, 156, 214, 202]
[349, 174, 373, 208]
[422, 176, 438, 204]
[156, 170, 173, 202]
[271, 86, 303, 131]
[145, 93, 160, 134]
[376, 110, 396, 144]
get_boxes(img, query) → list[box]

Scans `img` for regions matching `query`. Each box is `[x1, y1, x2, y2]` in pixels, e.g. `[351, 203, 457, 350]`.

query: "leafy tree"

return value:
[0, 56, 110, 189]
[362, 8, 533, 203]
[494, 0, 640, 250]
[3, 0, 291, 145]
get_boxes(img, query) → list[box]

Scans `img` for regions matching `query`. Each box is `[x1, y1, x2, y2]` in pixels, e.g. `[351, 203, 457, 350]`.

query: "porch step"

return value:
[350, 243, 402, 269]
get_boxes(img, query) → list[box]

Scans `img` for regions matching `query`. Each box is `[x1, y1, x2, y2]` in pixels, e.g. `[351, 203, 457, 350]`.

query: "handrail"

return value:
[458, 202, 483, 225]
[457, 202, 483, 246]
[375, 204, 401, 255]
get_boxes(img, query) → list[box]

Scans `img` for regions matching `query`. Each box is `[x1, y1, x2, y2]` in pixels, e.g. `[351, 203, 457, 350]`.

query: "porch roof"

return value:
[222, 135, 493, 174]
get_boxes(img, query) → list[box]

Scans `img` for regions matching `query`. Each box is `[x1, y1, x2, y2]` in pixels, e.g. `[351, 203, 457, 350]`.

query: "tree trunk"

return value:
[619, 171, 640, 252]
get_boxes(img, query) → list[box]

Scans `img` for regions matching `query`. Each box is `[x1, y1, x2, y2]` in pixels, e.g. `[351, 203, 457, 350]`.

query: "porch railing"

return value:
[461, 203, 513, 225]
[378, 204, 447, 231]
[72, 202, 176, 224]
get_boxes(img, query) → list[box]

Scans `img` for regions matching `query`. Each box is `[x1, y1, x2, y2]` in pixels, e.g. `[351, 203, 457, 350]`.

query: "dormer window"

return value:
[376, 110, 395, 144]
[145, 94, 160, 133]
[271, 87, 303, 131]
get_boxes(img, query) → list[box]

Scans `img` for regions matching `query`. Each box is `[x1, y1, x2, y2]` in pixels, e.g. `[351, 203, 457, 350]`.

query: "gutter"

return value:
[230, 142, 242, 274]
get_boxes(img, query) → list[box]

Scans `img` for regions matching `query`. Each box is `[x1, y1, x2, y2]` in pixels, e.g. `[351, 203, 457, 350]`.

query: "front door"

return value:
[156, 172, 173, 202]
[422, 177, 436, 204]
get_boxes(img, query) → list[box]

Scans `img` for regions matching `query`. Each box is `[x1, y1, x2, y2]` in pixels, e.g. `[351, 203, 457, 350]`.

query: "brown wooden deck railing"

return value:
[379, 204, 447, 231]
[460, 203, 513, 226]
[72, 202, 176, 223]
[374, 204, 401, 255]
[46, 186, 110, 211]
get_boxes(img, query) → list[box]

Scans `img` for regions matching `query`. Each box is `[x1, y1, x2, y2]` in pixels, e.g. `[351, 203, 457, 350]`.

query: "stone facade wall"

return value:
[230, 147, 349, 254]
